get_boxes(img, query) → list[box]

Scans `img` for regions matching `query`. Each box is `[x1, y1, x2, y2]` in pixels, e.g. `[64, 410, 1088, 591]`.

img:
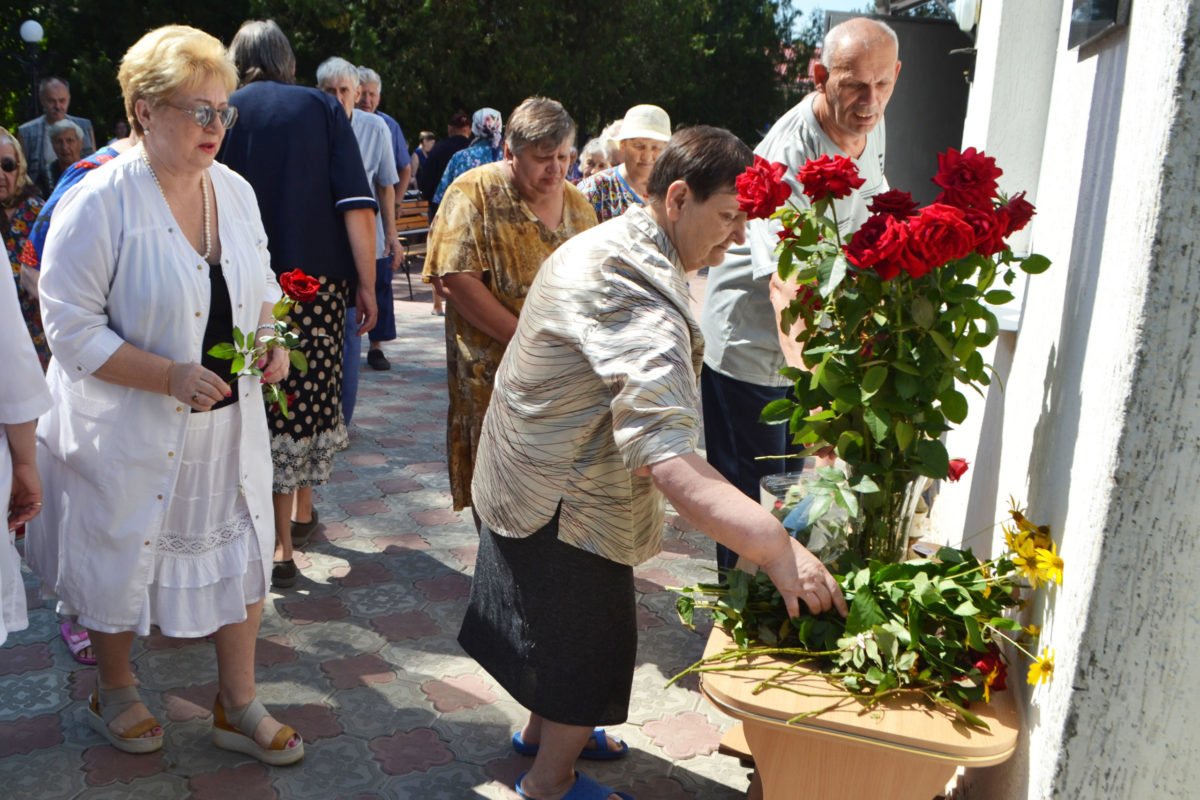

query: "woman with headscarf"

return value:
[431, 107, 505, 206]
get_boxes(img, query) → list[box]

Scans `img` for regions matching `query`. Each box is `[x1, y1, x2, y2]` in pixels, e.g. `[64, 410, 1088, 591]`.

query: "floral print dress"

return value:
[4, 194, 49, 368]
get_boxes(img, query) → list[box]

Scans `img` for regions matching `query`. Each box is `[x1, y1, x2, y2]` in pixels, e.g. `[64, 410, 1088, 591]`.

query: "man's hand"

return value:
[355, 284, 378, 335]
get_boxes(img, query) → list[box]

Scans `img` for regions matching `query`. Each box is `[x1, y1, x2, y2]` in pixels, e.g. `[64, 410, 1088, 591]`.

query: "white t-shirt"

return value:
[700, 93, 888, 386]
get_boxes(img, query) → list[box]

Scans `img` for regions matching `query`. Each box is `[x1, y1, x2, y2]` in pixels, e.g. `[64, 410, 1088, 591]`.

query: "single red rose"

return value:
[736, 156, 792, 220]
[279, 269, 321, 303]
[973, 650, 1008, 691]
[798, 154, 864, 202]
[933, 147, 1002, 209]
[845, 213, 910, 281]
[867, 189, 919, 219]
[947, 458, 970, 482]
[794, 283, 822, 314]
[960, 206, 1007, 257]
[1001, 191, 1036, 235]
[904, 203, 976, 278]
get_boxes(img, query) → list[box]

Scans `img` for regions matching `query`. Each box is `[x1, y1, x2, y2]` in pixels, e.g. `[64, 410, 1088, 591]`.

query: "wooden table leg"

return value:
[741, 720, 957, 800]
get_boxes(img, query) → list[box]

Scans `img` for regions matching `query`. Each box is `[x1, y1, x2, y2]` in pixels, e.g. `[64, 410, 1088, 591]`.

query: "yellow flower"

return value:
[1027, 648, 1055, 685]
[1012, 548, 1042, 588]
[1023, 623, 1041, 637]
[1036, 542, 1064, 586]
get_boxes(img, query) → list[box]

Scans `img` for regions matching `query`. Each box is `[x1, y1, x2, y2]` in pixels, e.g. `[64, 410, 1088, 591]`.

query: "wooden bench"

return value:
[395, 198, 430, 300]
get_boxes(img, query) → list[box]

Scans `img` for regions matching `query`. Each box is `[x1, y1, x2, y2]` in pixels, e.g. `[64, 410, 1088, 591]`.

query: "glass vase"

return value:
[850, 472, 924, 563]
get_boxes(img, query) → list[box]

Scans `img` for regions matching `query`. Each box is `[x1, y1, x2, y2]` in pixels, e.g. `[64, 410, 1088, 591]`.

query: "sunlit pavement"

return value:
[0, 272, 750, 799]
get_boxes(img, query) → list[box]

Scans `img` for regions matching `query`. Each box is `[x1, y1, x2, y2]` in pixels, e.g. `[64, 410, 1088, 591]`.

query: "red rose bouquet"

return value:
[738, 148, 1051, 562]
[207, 268, 313, 418]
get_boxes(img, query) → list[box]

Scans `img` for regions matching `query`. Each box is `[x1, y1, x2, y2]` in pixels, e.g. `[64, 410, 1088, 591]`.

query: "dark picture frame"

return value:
[1068, 0, 1133, 50]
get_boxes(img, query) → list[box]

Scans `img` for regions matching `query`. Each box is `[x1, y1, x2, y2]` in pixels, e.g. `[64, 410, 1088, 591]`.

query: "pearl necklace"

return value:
[141, 147, 211, 261]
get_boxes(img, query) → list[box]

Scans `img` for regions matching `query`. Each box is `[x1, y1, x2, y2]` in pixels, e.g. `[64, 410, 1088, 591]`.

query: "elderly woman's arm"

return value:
[439, 272, 518, 343]
[646, 453, 847, 620]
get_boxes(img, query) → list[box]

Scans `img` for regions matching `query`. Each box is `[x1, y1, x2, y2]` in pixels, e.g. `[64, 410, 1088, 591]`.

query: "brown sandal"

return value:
[87, 685, 164, 754]
[212, 697, 304, 766]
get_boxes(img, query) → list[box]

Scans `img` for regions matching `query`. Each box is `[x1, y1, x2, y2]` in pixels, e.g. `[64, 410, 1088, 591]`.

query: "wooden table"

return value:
[698, 627, 1020, 800]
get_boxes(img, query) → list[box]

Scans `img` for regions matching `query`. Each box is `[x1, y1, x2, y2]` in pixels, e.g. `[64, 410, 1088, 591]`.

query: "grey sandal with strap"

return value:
[212, 697, 305, 766]
[87, 685, 164, 754]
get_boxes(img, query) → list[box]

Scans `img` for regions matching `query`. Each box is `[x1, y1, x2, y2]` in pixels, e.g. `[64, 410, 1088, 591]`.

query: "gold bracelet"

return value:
[165, 360, 176, 396]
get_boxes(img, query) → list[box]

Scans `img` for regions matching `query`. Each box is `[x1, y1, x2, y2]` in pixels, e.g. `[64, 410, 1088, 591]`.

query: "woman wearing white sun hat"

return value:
[578, 104, 671, 222]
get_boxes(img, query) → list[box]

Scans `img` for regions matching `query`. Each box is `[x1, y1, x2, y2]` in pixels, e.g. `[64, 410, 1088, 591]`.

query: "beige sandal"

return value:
[212, 697, 304, 766]
[87, 685, 164, 754]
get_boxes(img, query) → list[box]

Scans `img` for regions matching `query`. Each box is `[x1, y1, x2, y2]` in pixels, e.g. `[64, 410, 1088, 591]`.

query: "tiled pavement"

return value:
[0, 276, 752, 799]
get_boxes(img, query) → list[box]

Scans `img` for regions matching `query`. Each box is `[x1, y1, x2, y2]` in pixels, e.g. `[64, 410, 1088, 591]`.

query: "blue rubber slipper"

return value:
[512, 728, 629, 761]
[515, 770, 634, 800]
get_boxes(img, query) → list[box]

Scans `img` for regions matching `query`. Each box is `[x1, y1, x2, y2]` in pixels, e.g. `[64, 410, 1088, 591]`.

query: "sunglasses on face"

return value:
[0, 158, 16, 173]
[166, 103, 238, 130]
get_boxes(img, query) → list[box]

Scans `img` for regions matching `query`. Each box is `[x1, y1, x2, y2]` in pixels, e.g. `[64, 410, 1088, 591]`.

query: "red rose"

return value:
[947, 458, 970, 482]
[845, 213, 910, 281]
[279, 269, 321, 303]
[973, 649, 1008, 691]
[736, 156, 792, 220]
[932, 147, 1002, 209]
[960, 207, 1007, 257]
[798, 154, 864, 202]
[867, 189, 919, 219]
[904, 204, 976, 278]
[1001, 191, 1036, 235]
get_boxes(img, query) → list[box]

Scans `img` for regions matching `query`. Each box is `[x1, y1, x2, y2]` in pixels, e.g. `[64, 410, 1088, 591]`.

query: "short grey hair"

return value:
[229, 19, 296, 85]
[39, 77, 69, 96]
[357, 66, 381, 88]
[581, 137, 607, 160]
[505, 97, 575, 155]
[821, 18, 898, 69]
[48, 118, 83, 141]
[316, 57, 360, 89]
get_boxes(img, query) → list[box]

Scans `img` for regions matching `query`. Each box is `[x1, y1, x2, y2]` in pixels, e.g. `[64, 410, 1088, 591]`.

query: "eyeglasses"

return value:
[0, 158, 16, 173]
[166, 103, 238, 130]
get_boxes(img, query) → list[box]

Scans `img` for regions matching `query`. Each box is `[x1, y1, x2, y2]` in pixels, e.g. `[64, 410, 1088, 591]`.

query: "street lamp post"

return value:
[19, 20, 44, 121]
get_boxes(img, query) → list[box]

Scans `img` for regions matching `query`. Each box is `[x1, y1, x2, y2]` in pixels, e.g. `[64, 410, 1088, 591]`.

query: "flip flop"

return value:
[60, 622, 97, 666]
[515, 771, 634, 800]
[512, 728, 629, 761]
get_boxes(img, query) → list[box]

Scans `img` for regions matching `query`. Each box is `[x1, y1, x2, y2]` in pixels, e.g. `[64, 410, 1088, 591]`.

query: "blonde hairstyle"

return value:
[0, 126, 33, 205]
[118, 25, 238, 136]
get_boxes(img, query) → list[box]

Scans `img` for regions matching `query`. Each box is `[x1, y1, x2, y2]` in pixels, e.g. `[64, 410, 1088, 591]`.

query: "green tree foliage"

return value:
[2, 1, 815, 148]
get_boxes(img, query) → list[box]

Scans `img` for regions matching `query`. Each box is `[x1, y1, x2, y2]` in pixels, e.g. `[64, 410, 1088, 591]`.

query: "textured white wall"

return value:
[941, 1, 1200, 798]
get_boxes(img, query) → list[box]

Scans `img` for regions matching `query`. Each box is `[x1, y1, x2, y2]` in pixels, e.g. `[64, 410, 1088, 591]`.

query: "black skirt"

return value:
[458, 508, 637, 726]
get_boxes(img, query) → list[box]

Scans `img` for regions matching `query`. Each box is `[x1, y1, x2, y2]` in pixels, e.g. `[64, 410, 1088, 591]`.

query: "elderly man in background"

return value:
[420, 111, 471, 217]
[18, 77, 96, 195]
[699, 16, 901, 572]
[356, 66, 411, 372]
[423, 96, 596, 522]
[316, 58, 396, 409]
[460, 126, 846, 800]
[219, 20, 378, 589]
[40, 119, 85, 197]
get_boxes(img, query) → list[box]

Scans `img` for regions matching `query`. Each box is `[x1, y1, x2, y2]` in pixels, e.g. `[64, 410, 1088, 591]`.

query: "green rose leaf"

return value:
[915, 438, 950, 477]
[818, 254, 849, 298]
[927, 330, 954, 360]
[910, 295, 936, 329]
[895, 419, 914, 451]
[289, 349, 309, 373]
[939, 390, 969, 424]
[1020, 253, 1052, 274]
[230, 355, 245, 376]
[845, 590, 887, 635]
[207, 342, 237, 360]
[862, 406, 889, 443]
[760, 398, 794, 424]
[861, 365, 888, 399]
[983, 289, 1015, 305]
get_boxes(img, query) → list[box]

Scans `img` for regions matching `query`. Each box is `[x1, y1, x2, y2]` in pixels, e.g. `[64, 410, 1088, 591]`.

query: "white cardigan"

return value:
[27, 147, 282, 630]
[0, 257, 52, 644]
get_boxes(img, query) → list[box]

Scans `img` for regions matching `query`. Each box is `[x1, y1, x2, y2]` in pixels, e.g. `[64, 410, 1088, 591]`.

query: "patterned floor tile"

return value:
[642, 710, 723, 760]
[331, 684, 434, 740]
[270, 734, 386, 800]
[321, 653, 396, 690]
[368, 727, 455, 775]
[81, 743, 167, 786]
[0, 711, 62, 756]
[188, 762, 277, 800]
[0, 743, 87, 798]
[419, 673, 497, 713]
[380, 762, 498, 799]
[431, 698, 527, 766]
[0, 670, 70, 720]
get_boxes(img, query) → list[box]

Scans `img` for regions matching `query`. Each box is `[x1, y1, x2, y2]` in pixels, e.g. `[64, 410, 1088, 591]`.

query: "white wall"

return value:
[936, 1, 1200, 797]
